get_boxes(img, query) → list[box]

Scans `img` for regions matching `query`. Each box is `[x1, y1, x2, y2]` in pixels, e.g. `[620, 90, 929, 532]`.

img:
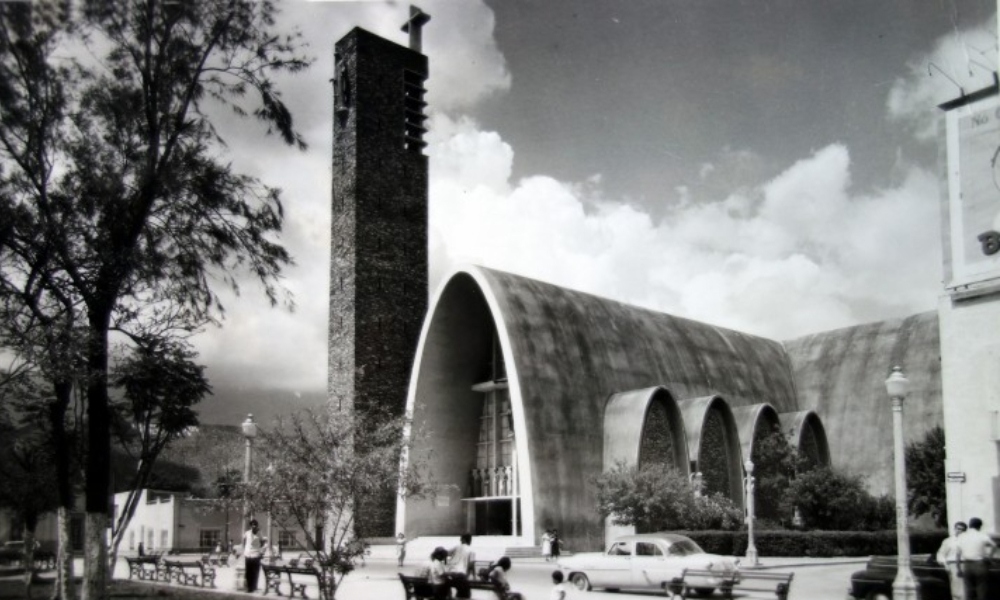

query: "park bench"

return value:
[285, 565, 334, 599]
[162, 559, 216, 587]
[662, 568, 794, 600]
[124, 555, 161, 580]
[202, 552, 229, 567]
[399, 574, 435, 600]
[467, 578, 515, 600]
[262, 563, 285, 596]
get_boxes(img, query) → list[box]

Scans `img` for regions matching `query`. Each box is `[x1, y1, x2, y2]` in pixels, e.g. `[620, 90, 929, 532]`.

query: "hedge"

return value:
[677, 530, 948, 557]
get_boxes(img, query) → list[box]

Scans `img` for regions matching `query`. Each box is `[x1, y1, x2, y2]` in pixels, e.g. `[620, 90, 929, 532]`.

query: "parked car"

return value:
[847, 554, 1000, 600]
[556, 533, 739, 595]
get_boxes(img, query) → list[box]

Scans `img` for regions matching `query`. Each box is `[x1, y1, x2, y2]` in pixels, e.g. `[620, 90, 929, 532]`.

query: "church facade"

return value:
[395, 266, 941, 551]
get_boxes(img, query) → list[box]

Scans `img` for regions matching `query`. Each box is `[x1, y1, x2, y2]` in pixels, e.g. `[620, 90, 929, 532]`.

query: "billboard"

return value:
[943, 90, 1000, 290]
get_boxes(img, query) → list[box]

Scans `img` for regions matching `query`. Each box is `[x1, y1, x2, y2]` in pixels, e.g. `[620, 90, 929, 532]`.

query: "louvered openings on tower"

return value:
[403, 69, 428, 152]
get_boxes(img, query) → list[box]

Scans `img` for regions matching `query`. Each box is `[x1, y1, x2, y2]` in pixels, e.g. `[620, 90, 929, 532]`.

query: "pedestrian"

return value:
[396, 532, 407, 567]
[550, 570, 569, 600]
[137, 541, 144, 557]
[955, 517, 996, 600]
[550, 529, 561, 560]
[541, 529, 552, 562]
[446, 533, 475, 598]
[488, 557, 525, 600]
[242, 519, 264, 592]
[937, 521, 967, 600]
[424, 546, 450, 600]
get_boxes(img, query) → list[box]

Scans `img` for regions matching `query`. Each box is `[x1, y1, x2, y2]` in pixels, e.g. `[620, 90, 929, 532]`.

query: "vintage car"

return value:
[556, 533, 740, 595]
[847, 553, 1000, 600]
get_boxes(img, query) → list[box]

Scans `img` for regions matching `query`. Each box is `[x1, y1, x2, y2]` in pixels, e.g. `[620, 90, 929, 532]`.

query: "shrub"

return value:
[785, 466, 895, 531]
[677, 530, 948, 557]
[593, 462, 743, 532]
[905, 427, 947, 528]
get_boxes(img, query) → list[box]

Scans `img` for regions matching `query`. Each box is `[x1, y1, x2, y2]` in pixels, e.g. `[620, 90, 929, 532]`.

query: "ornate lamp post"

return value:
[242, 414, 258, 527]
[744, 459, 759, 567]
[885, 367, 918, 600]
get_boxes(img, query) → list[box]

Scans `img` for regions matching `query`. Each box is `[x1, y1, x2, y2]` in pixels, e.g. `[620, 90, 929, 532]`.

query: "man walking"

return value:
[955, 517, 996, 600]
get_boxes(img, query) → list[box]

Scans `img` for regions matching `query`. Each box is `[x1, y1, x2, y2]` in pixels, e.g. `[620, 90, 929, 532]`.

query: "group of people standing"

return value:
[540, 529, 560, 562]
[936, 517, 997, 600]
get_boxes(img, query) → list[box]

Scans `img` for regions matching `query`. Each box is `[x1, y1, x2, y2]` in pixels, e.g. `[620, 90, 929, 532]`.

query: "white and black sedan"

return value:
[557, 533, 740, 595]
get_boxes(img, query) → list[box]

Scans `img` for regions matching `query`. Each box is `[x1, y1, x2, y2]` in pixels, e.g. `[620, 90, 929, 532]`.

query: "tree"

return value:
[905, 426, 947, 528]
[0, 2, 310, 597]
[751, 424, 811, 525]
[0, 417, 61, 600]
[784, 466, 895, 531]
[244, 409, 431, 599]
[107, 338, 210, 570]
[593, 462, 743, 532]
[0, 6, 84, 596]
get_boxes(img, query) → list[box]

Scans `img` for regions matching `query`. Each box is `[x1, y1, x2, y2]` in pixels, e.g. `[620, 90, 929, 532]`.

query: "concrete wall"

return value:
[783, 312, 942, 495]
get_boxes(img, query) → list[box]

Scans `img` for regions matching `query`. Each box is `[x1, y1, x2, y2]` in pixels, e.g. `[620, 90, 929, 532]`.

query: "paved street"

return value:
[105, 550, 866, 600]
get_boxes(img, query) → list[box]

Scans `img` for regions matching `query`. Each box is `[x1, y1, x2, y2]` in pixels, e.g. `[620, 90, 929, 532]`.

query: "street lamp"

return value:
[885, 366, 918, 600]
[242, 414, 258, 525]
[744, 459, 759, 567]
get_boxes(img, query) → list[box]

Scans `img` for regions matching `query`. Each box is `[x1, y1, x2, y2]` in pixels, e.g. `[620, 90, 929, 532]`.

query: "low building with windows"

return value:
[111, 489, 304, 554]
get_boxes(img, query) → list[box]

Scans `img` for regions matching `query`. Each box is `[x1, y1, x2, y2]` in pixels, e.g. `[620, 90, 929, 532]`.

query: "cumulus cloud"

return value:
[430, 123, 942, 342]
[887, 17, 997, 140]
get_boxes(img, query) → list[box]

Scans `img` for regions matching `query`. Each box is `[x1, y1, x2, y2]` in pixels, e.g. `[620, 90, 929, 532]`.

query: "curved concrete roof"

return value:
[604, 387, 690, 472]
[783, 311, 941, 494]
[678, 396, 744, 506]
[731, 403, 782, 462]
[778, 410, 831, 467]
[403, 266, 799, 544]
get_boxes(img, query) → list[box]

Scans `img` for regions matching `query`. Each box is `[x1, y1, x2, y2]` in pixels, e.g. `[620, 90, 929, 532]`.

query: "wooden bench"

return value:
[285, 565, 333, 599]
[262, 563, 285, 596]
[399, 574, 436, 600]
[473, 560, 495, 581]
[467, 578, 513, 600]
[162, 559, 216, 587]
[663, 568, 794, 600]
[124, 555, 161, 581]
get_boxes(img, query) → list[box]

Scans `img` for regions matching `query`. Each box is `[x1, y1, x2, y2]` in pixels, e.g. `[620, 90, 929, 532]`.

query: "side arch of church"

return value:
[731, 403, 782, 463]
[679, 396, 745, 508]
[779, 410, 832, 468]
[402, 265, 802, 550]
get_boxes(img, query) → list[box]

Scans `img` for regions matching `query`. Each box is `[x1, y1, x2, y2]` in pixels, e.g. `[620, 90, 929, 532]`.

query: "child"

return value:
[396, 532, 407, 568]
[550, 570, 569, 600]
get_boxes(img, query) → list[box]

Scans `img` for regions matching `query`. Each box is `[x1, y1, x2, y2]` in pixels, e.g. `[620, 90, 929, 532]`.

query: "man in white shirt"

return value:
[243, 519, 264, 592]
[446, 533, 475, 598]
[936, 521, 967, 600]
[955, 517, 996, 600]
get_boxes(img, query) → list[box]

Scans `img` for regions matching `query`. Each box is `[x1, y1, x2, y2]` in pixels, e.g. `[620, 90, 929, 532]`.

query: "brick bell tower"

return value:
[329, 8, 430, 534]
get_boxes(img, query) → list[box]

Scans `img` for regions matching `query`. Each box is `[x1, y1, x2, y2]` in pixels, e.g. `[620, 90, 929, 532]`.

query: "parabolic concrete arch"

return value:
[397, 268, 536, 541]
[679, 396, 744, 508]
[779, 410, 831, 468]
[604, 387, 690, 472]
[731, 403, 782, 463]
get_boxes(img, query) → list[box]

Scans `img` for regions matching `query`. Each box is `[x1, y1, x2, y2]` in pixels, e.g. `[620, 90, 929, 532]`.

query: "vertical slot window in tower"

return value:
[334, 52, 351, 128]
[403, 69, 428, 152]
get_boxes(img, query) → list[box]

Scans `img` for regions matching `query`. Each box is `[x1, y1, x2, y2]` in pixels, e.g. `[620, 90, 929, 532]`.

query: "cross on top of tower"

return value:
[401, 5, 431, 53]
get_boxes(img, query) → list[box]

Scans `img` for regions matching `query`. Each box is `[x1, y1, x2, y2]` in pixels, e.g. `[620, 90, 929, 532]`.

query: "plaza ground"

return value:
[1, 545, 867, 600]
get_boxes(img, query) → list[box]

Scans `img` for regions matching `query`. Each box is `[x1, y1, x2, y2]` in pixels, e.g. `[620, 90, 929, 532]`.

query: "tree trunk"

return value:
[82, 513, 108, 600]
[50, 382, 75, 600]
[108, 459, 152, 573]
[82, 311, 111, 600]
[50, 508, 74, 600]
[23, 526, 36, 600]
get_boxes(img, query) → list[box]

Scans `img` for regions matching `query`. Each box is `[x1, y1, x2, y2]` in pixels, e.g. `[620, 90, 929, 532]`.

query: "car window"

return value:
[607, 542, 632, 556]
[666, 540, 701, 557]
[635, 542, 663, 557]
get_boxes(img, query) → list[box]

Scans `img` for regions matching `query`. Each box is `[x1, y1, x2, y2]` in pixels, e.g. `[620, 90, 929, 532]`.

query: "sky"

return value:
[190, 0, 1000, 424]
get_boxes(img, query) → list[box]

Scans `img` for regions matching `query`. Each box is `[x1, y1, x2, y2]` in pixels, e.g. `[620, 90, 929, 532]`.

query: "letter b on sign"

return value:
[978, 231, 1000, 256]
